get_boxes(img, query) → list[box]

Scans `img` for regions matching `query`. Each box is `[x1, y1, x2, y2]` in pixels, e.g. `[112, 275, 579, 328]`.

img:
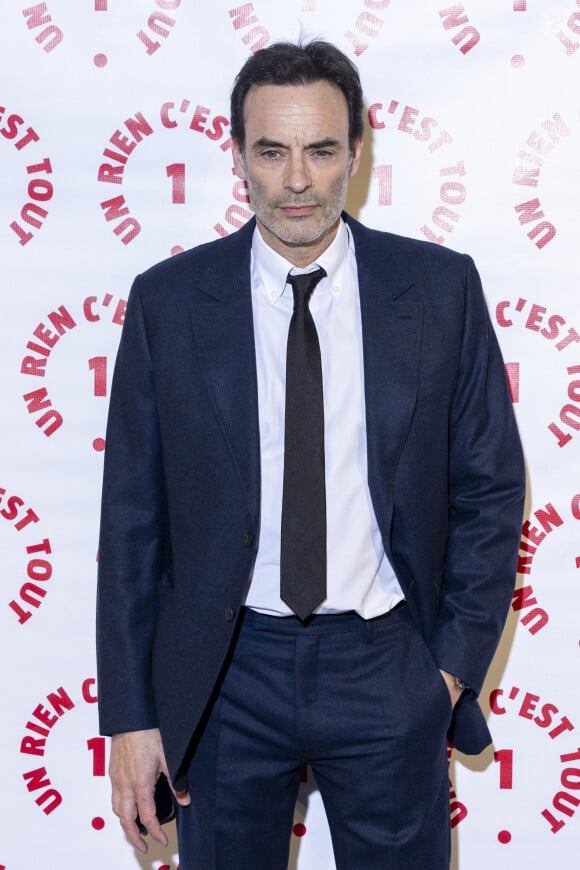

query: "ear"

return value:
[232, 141, 246, 180]
[348, 139, 363, 177]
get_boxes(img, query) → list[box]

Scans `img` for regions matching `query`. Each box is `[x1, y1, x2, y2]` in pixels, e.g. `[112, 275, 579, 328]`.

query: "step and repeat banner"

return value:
[1, 2, 579, 868]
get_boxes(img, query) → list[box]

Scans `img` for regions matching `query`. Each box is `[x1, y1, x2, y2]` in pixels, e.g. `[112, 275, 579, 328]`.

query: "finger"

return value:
[136, 795, 169, 849]
[120, 817, 149, 854]
[115, 796, 149, 854]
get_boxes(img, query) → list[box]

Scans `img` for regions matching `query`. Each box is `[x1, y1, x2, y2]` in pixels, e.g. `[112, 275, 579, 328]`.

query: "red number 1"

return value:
[166, 163, 186, 204]
[87, 736, 106, 777]
[88, 356, 107, 397]
[494, 749, 514, 789]
[372, 165, 393, 206]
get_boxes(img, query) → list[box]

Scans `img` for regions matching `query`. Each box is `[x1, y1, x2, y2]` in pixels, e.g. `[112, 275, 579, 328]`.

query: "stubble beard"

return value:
[247, 172, 350, 252]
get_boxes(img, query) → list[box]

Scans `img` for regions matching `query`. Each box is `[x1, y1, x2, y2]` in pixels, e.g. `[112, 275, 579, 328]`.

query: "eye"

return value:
[312, 148, 334, 159]
[261, 149, 281, 160]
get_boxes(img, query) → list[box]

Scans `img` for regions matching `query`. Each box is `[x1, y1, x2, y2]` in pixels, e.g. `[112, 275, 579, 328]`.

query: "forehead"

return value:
[242, 81, 350, 142]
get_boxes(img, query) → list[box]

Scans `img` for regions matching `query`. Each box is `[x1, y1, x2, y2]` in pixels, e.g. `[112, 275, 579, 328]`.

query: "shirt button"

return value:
[225, 607, 235, 622]
[332, 285, 340, 296]
[243, 532, 254, 546]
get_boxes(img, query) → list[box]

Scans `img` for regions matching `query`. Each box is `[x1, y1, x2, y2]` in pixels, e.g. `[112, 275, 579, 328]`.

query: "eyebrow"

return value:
[250, 137, 343, 152]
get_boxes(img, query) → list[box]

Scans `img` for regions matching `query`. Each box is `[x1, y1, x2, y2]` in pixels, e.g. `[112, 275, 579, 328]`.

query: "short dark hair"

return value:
[230, 40, 364, 152]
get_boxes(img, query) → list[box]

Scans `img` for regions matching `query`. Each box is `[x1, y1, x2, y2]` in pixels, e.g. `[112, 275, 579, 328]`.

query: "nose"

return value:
[283, 152, 311, 193]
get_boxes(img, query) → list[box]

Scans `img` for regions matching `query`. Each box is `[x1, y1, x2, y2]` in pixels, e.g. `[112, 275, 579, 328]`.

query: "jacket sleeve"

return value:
[96, 277, 164, 735]
[429, 255, 525, 696]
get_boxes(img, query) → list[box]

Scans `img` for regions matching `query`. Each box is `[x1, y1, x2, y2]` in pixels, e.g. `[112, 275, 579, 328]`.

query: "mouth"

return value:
[278, 204, 318, 217]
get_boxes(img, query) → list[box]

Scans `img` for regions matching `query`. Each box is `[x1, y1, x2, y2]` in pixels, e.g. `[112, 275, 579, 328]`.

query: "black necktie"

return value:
[280, 267, 327, 621]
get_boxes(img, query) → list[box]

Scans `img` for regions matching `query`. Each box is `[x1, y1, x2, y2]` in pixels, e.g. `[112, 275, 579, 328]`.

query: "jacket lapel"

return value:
[185, 219, 261, 530]
[346, 216, 424, 549]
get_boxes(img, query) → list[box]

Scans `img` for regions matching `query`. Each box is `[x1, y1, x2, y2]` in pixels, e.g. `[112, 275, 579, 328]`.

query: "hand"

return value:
[439, 670, 464, 709]
[109, 728, 191, 854]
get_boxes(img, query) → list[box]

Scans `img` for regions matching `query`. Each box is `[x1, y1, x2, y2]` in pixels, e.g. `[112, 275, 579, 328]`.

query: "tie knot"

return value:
[287, 267, 327, 309]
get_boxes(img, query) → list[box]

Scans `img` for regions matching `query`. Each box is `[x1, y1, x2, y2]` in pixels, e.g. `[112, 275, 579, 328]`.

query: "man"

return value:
[97, 40, 525, 869]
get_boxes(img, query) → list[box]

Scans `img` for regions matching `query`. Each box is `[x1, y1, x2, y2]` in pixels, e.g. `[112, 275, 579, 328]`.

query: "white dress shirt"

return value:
[245, 219, 404, 618]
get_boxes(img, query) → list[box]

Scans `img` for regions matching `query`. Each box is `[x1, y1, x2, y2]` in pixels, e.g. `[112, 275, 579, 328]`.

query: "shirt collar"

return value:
[252, 219, 351, 305]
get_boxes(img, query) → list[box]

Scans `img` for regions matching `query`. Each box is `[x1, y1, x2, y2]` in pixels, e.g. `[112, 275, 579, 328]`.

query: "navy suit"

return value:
[97, 214, 525, 804]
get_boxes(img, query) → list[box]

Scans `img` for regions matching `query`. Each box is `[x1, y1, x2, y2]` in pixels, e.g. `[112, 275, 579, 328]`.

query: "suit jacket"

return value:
[97, 214, 525, 790]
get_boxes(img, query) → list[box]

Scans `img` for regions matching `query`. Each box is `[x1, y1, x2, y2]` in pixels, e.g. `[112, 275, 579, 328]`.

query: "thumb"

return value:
[173, 788, 191, 806]
[160, 761, 191, 807]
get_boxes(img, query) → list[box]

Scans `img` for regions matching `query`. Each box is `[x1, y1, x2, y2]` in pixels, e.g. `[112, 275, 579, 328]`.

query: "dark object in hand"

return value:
[136, 773, 177, 833]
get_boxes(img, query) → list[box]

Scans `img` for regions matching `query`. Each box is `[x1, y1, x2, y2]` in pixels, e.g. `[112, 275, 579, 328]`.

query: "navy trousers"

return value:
[176, 603, 452, 869]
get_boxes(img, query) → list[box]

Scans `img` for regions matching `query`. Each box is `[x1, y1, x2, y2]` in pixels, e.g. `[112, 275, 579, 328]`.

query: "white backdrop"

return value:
[1, 2, 580, 868]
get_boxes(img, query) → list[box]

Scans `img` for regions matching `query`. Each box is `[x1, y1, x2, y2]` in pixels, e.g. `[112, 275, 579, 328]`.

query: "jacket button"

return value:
[243, 532, 253, 546]
[225, 607, 235, 622]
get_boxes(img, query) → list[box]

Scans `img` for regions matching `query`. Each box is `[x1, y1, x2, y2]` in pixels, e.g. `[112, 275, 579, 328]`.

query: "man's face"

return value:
[232, 81, 363, 267]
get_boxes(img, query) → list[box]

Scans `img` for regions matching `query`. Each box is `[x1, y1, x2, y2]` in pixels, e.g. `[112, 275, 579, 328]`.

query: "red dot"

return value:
[171, 245, 185, 256]
[498, 830, 512, 844]
[92, 816, 105, 830]
[293, 823, 307, 837]
[511, 54, 525, 68]
[93, 437, 106, 452]
[94, 53, 108, 68]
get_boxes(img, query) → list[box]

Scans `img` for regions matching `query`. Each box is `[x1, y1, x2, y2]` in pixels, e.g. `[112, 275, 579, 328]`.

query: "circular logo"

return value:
[20, 1, 185, 69]
[20, 294, 126, 450]
[96, 99, 251, 256]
